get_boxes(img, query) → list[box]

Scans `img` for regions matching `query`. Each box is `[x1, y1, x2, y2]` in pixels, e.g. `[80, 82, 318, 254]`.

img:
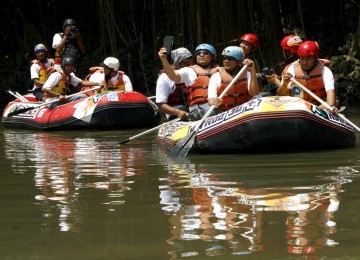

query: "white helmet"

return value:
[101, 57, 120, 71]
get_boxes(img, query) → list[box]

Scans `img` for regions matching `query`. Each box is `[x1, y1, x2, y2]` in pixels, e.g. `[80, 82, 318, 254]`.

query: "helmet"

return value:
[61, 56, 76, 67]
[221, 46, 245, 61]
[281, 35, 303, 54]
[63, 18, 76, 28]
[240, 33, 259, 49]
[171, 47, 192, 64]
[34, 43, 47, 54]
[101, 57, 120, 71]
[297, 40, 320, 57]
[194, 43, 217, 57]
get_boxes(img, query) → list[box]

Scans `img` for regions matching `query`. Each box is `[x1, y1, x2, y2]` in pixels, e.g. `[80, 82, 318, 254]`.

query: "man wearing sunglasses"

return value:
[158, 43, 219, 120]
[207, 46, 259, 111]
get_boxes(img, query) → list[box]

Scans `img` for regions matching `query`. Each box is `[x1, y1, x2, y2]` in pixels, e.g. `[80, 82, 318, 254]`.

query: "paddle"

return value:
[6, 86, 101, 118]
[290, 77, 360, 132]
[119, 118, 181, 144]
[169, 65, 249, 157]
[7, 90, 28, 102]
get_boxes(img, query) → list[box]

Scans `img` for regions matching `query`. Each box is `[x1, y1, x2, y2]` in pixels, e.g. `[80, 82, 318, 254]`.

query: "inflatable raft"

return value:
[157, 96, 356, 153]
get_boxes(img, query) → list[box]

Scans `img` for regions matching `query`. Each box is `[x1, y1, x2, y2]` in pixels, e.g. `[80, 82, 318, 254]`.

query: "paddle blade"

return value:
[7, 106, 35, 118]
[169, 130, 196, 157]
[119, 138, 130, 144]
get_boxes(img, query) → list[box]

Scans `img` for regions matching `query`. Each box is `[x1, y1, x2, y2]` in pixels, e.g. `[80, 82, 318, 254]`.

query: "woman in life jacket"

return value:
[155, 47, 194, 120]
[278, 41, 339, 112]
[30, 44, 55, 101]
[208, 46, 259, 111]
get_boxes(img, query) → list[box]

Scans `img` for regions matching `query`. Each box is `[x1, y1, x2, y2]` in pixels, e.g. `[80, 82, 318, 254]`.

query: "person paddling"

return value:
[208, 46, 259, 111]
[277, 40, 339, 113]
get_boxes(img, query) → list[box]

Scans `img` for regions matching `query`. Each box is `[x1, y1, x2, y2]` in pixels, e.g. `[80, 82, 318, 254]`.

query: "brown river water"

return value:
[1, 107, 360, 259]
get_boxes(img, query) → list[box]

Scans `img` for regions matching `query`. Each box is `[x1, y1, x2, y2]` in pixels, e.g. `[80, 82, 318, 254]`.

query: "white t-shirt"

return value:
[89, 71, 133, 91]
[208, 71, 252, 99]
[52, 33, 65, 69]
[177, 67, 198, 86]
[42, 70, 82, 102]
[30, 59, 53, 88]
[155, 72, 176, 104]
[283, 63, 335, 92]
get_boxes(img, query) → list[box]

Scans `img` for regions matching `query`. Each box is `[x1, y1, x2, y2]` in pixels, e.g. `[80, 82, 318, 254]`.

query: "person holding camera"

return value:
[155, 47, 194, 120]
[52, 18, 85, 69]
[207, 46, 259, 111]
[158, 43, 219, 121]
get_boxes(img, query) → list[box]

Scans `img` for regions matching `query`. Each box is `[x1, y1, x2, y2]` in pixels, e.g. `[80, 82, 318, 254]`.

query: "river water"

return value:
[1, 108, 360, 259]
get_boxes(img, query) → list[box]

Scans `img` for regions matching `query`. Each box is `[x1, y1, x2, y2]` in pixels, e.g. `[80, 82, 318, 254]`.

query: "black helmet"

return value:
[61, 56, 76, 67]
[63, 18, 76, 28]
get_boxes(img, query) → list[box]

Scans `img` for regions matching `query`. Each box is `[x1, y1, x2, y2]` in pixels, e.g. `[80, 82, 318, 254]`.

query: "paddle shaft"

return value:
[193, 64, 249, 132]
[119, 118, 181, 144]
[290, 77, 360, 132]
[7, 86, 100, 117]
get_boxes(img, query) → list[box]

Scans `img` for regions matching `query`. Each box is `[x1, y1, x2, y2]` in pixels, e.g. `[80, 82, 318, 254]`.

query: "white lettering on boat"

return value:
[200, 99, 262, 131]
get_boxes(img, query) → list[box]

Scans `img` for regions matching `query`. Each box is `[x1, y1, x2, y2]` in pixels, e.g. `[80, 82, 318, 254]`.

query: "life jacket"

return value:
[102, 71, 126, 92]
[167, 82, 187, 107]
[54, 33, 82, 65]
[80, 66, 104, 96]
[186, 65, 219, 106]
[290, 61, 326, 104]
[44, 69, 71, 97]
[31, 59, 55, 86]
[217, 67, 250, 111]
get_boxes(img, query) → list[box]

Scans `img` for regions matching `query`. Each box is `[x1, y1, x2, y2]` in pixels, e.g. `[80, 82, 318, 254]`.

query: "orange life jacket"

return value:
[291, 61, 326, 105]
[186, 65, 219, 106]
[217, 67, 250, 111]
[103, 71, 126, 92]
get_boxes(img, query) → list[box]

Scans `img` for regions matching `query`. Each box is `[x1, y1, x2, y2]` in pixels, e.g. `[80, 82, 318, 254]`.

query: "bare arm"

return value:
[158, 103, 188, 120]
[244, 59, 260, 96]
[158, 48, 182, 83]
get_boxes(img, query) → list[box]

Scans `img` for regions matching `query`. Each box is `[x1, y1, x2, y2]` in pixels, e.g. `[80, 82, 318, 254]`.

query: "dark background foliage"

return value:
[0, 0, 359, 109]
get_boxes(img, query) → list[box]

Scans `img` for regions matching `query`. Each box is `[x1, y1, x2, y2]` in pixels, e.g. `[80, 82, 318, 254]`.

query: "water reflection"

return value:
[159, 155, 360, 258]
[4, 131, 146, 232]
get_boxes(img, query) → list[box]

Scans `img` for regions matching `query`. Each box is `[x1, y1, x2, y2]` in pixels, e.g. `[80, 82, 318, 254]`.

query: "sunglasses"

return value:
[182, 60, 194, 66]
[222, 56, 237, 61]
[196, 50, 210, 56]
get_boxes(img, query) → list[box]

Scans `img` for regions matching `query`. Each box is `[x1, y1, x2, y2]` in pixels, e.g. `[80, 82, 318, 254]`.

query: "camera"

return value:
[71, 26, 79, 34]
[260, 67, 275, 80]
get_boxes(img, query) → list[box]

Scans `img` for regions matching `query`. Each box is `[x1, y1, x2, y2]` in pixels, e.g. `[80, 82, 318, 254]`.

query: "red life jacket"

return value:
[217, 67, 250, 111]
[167, 82, 187, 107]
[186, 65, 219, 106]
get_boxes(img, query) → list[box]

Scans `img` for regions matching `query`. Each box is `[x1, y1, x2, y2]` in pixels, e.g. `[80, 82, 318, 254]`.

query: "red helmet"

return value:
[240, 33, 259, 49]
[280, 35, 303, 54]
[297, 41, 320, 57]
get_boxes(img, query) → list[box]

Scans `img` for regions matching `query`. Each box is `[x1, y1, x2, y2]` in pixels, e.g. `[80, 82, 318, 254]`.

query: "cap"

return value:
[171, 47, 193, 64]
[100, 57, 120, 71]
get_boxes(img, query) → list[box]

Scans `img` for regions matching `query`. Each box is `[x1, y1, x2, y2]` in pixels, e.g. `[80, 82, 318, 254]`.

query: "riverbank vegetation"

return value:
[0, 0, 358, 108]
